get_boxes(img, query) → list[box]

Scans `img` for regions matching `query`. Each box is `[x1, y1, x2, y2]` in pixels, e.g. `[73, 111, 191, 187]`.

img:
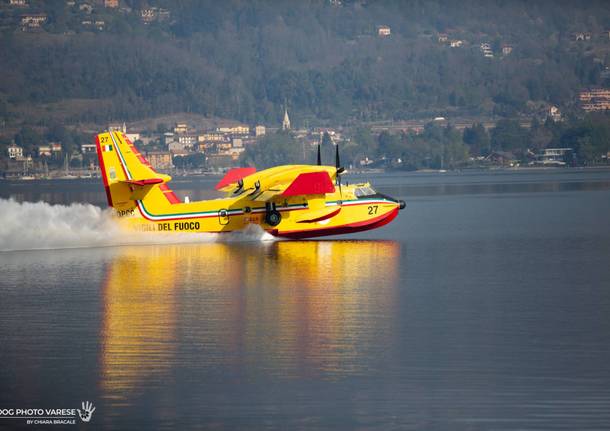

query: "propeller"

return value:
[335, 143, 345, 200]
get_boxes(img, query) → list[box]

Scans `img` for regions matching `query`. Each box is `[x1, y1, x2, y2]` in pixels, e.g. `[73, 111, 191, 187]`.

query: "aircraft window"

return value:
[355, 186, 376, 197]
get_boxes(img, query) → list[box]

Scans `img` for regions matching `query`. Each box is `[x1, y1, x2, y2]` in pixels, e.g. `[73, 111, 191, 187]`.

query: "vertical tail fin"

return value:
[95, 131, 177, 210]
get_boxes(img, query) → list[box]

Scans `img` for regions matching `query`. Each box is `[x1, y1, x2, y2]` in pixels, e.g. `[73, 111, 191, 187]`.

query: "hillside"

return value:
[1, 0, 610, 129]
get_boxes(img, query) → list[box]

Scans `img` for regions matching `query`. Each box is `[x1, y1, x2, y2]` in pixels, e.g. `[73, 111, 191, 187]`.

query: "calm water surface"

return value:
[1, 169, 610, 430]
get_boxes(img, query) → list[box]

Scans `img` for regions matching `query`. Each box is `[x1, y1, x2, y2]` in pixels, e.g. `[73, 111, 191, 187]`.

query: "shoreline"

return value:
[2, 164, 610, 182]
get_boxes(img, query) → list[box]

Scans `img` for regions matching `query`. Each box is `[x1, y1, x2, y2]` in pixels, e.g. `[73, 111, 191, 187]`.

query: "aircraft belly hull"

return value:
[274, 207, 399, 239]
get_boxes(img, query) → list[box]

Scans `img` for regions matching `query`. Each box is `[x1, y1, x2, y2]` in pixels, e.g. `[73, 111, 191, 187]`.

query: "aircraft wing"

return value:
[247, 170, 336, 202]
[218, 165, 338, 201]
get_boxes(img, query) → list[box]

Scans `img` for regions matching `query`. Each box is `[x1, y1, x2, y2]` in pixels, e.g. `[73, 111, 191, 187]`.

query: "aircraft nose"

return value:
[398, 200, 406, 210]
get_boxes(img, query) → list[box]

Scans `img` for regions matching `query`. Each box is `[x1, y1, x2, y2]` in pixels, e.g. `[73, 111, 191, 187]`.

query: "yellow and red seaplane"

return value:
[95, 131, 405, 238]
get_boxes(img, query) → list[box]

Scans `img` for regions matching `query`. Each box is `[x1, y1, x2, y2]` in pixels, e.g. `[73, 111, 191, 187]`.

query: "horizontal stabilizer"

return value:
[121, 178, 165, 186]
[282, 172, 335, 196]
[216, 167, 257, 190]
[118, 174, 171, 200]
[295, 206, 341, 223]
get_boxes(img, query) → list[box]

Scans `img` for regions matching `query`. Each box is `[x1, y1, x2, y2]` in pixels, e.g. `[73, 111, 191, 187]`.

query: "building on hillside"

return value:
[548, 105, 562, 122]
[532, 148, 574, 166]
[480, 42, 494, 58]
[450, 39, 463, 48]
[377, 25, 391, 37]
[21, 13, 47, 30]
[216, 125, 249, 135]
[108, 122, 126, 133]
[232, 138, 243, 148]
[168, 142, 189, 153]
[232, 125, 250, 135]
[486, 151, 518, 167]
[125, 133, 140, 143]
[282, 108, 291, 131]
[254, 125, 266, 137]
[162, 132, 175, 144]
[104, 0, 119, 7]
[81, 143, 97, 153]
[178, 134, 197, 147]
[140, 8, 157, 23]
[38, 145, 51, 157]
[146, 151, 173, 170]
[9, 0, 28, 7]
[217, 147, 245, 161]
[580, 88, 610, 111]
[8, 144, 23, 159]
[574, 32, 592, 41]
[174, 123, 188, 134]
[79, 3, 93, 13]
[50, 143, 62, 154]
[438, 33, 448, 43]
[502, 44, 513, 55]
[139, 7, 169, 23]
[199, 132, 224, 142]
[157, 8, 170, 21]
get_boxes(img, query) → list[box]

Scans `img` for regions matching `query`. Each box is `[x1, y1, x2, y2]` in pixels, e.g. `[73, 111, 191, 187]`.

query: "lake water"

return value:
[1, 168, 610, 430]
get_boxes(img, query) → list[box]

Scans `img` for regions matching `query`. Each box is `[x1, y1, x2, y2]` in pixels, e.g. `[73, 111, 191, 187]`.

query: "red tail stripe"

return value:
[159, 183, 181, 204]
[94, 134, 113, 207]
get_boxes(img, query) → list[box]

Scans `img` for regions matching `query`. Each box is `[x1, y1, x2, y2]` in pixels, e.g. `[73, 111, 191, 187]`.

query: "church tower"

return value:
[282, 106, 291, 131]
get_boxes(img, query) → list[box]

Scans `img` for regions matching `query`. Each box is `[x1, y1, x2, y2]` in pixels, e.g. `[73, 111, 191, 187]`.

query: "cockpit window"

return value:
[354, 186, 376, 197]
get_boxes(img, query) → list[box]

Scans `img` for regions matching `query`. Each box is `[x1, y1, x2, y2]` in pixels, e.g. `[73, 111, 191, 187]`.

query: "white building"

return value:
[168, 141, 188, 153]
[178, 135, 197, 147]
[8, 144, 23, 159]
[108, 122, 126, 133]
[254, 125, 266, 137]
[81, 143, 97, 153]
[174, 123, 188, 134]
[282, 108, 291, 131]
[125, 133, 140, 143]
[377, 25, 391, 37]
[38, 145, 51, 157]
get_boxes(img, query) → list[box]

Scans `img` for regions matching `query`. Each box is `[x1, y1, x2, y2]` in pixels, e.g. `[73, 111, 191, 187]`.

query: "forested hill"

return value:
[1, 0, 610, 127]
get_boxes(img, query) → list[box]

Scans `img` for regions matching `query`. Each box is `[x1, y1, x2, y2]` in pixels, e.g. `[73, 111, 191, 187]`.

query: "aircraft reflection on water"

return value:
[100, 240, 400, 401]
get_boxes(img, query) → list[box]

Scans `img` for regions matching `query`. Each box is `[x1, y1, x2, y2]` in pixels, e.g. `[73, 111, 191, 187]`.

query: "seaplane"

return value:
[95, 131, 405, 238]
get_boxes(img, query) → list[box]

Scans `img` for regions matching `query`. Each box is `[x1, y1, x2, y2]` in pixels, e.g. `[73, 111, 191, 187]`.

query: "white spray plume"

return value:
[0, 199, 275, 252]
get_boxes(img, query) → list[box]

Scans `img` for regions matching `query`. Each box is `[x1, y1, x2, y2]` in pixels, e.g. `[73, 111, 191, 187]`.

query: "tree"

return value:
[463, 123, 490, 156]
[240, 131, 306, 168]
[377, 131, 402, 159]
[491, 119, 528, 153]
[528, 119, 552, 151]
[443, 124, 469, 168]
[14, 127, 42, 156]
